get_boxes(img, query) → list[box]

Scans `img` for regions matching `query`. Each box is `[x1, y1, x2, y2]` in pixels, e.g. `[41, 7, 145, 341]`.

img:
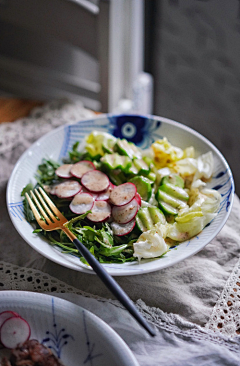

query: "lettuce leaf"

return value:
[133, 224, 169, 260]
[167, 213, 216, 241]
[85, 131, 117, 157]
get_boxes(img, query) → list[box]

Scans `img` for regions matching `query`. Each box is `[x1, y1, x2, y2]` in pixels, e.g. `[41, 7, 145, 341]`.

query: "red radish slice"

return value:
[43, 184, 59, 196]
[112, 198, 139, 224]
[135, 192, 141, 206]
[109, 183, 137, 206]
[96, 182, 115, 201]
[0, 317, 31, 349]
[81, 187, 98, 200]
[111, 219, 136, 236]
[87, 200, 111, 222]
[69, 192, 94, 214]
[55, 164, 73, 178]
[81, 170, 109, 193]
[70, 160, 95, 178]
[55, 180, 82, 199]
[0, 311, 19, 328]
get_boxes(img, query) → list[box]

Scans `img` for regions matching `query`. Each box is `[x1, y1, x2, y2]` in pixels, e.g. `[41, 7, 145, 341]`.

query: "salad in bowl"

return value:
[22, 130, 222, 265]
[7, 114, 234, 275]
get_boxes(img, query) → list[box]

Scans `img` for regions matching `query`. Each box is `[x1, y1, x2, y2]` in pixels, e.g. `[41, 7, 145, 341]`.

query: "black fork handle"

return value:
[73, 238, 156, 337]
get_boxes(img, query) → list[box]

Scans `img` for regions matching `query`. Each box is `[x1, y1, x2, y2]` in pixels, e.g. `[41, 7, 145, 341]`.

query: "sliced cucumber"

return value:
[146, 172, 156, 182]
[161, 174, 184, 188]
[100, 153, 132, 173]
[148, 206, 166, 225]
[129, 176, 152, 201]
[132, 159, 150, 175]
[158, 201, 179, 215]
[160, 183, 189, 201]
[156, 189, 186, 209]
[156, 184, 188, 216]
[136, 206, 166, 232]
[108, 170, 126, 186]
[115, 139, 142, 159]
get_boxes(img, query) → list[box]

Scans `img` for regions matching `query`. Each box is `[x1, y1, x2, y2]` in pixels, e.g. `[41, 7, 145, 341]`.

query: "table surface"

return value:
[0, 98, 44, 123]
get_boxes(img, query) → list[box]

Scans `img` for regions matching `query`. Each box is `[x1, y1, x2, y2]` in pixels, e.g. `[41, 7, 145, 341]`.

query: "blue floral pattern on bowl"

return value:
[108, 114, 163, 148]
[42, 298, 102, 364]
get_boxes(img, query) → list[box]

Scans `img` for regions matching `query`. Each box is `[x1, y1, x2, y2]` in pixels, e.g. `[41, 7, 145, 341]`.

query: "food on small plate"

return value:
[1, 339, 64, 366]
[21, 131, 221, 264]
[0, 311, 64, 366]
[0, 311, 30, 349]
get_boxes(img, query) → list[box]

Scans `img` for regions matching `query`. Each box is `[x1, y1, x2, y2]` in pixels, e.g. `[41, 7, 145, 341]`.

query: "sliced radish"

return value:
[96, 182, 115, 201]
[69, 192, 94, 214]
[111, 219, 136, 236]
[55, 164, 73, 179]
[43, 184, 59, 196]
[112, 198, 139, 224]
[109, 183, 137, 206]
[55, 180, 82, 199]
[70, 160, 95, 179]
[0, 317, 31, 349]
[81, 170, 109, 193]
[0, 311, 19, 328]
[81, 186, 98, 200]
[135, 192, 142, 206]
[87, 200, 111, 222]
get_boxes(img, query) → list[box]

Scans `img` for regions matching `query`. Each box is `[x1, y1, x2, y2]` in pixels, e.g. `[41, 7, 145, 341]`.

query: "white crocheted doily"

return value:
[205, 257, 240, 337]
[0, 260, 240, 339]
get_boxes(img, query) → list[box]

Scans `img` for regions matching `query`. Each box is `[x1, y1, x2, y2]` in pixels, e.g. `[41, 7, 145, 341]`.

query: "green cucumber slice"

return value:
[115, 139, 142, 159]
[156, 189, 187, 209]
[146, 172, 156, 182]
[100, 153, 132, 173]
[132, 159, 150, 175]
[160, 183, 189, 201]
[129, 176, 152, 201]
[161, 174, 184, 188]
[148, 206, 166, 225]
[136, 206, 166, 232]
[158, 201, 179, 215]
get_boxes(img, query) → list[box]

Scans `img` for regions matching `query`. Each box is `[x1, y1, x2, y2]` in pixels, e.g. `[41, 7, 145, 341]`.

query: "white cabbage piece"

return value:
[177, 187, 221, 220]
[167, 213, 216, 242]
[172, 151, 214, 184]
[182, 146, 195, 159]
[133, 224, 169, 260]
[169, 187, 221, 240]
[172, 157, 198, 177]
[191, 179, 206, 189]
[198, 188, 221, 214]
[193, 151, 214, 182]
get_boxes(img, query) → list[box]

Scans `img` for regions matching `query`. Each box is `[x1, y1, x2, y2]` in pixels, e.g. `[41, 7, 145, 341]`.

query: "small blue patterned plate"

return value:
[0, 291, 139, 366]
[6, 114, 234, 276]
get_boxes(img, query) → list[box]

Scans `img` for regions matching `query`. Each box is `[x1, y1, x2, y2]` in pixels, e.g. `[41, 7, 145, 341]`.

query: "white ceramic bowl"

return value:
[7, 114, 234, 276]
[0, 291, 139, 366]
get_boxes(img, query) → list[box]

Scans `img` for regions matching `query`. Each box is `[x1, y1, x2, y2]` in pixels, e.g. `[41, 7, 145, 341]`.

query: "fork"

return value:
[25, 187, 156, 337]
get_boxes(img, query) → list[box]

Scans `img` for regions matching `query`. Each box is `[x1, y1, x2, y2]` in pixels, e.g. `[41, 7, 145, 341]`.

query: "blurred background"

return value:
[0, 0, 239, 195]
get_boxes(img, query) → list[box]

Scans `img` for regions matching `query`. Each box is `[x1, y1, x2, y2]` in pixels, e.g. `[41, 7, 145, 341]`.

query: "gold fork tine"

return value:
[34, 188, 56, 222]
[25, 192, 42, 222]
[30, 190, 52, 224]
[38, 187, 67, 221]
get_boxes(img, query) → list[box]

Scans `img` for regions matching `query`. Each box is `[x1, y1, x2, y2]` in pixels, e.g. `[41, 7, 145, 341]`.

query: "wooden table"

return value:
[0, 98, 43, 123]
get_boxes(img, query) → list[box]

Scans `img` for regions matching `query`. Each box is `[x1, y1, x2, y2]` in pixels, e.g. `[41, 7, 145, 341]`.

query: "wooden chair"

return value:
[0, 0, 152, 113]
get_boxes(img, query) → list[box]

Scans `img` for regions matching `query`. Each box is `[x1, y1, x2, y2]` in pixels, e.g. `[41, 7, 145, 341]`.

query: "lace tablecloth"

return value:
[0, 99, 240, 365]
